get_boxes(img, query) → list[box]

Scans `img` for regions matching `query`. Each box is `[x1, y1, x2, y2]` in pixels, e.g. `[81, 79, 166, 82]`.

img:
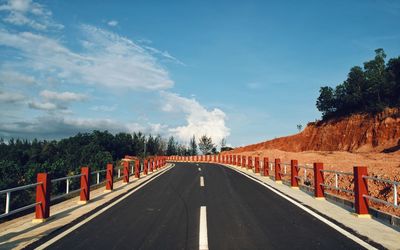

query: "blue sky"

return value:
[0, 0, 399, 147]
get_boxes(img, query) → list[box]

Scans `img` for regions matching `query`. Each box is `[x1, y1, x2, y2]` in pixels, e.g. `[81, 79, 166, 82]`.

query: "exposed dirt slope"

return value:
[231, 108, 400, 154]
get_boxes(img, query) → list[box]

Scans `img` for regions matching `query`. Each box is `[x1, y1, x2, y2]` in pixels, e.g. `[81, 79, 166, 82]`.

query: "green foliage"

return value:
[316, 49, 400, 119]
[166, 136, 177, 156]
[189, 135, 197, 156]
[0, 130, 173, 214]
[198, 135, 214, 155]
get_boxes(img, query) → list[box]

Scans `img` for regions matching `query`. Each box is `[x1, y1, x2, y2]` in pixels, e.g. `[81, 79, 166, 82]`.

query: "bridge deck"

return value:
[1, 163, 399, 249]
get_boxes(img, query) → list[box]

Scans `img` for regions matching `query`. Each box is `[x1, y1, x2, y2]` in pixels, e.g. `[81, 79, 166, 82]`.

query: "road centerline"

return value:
[199, 206, 208, 250]
[200, 176, 204, 187]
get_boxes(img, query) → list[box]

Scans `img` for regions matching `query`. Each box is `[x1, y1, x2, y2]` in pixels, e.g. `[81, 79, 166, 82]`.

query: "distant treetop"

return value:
[316, 48, 400, 120]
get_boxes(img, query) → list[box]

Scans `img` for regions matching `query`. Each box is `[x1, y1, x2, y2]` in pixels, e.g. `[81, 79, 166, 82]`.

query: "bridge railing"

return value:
[363, 176, 399, 209]
[51, 173, 84, 202]
[0, 182, 42, 219]
[320, 169, 354, 195]
[168, 154, 399, 218]
[0, 156, 168, 222]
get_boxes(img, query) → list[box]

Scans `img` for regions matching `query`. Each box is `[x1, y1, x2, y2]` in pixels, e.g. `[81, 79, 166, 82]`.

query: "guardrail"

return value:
[51, 174, 84, 202]
[320, 169, 354, 195]
[0, 182, 42, 219]
[168, 154, 399, 218]
[363, 176, 399, 208]
[0, 156, 167, 222]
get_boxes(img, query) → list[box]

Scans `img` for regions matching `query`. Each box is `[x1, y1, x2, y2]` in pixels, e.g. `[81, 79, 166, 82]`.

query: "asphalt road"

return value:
[45, 162, 366, 250]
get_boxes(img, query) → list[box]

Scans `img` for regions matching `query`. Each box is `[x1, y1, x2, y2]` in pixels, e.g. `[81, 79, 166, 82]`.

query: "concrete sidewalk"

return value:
[0, 164, 174, 250]
[223, 163, 400, 250]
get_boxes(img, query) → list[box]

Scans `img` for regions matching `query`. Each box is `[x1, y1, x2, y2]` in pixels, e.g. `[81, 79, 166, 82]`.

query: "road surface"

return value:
[37, 162, 368, 249]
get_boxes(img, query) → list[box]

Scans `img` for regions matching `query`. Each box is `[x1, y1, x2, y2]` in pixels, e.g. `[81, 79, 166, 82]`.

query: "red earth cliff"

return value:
[231, 108, 400, 154]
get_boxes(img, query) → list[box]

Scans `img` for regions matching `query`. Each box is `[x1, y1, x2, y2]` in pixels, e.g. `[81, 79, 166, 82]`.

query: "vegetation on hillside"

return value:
[0, 130, 217, 215]
[316, 49, 400, 119]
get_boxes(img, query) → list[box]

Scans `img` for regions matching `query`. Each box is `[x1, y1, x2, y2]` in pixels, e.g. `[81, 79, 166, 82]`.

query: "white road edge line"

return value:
[35, 164, 175, 250]
[199, 206, 208, 250]
[227, 165, 378, 250]
[200, 176, 204, 187]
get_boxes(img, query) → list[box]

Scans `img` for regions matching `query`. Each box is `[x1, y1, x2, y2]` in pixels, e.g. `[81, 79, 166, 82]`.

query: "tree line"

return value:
[0, 131, 229, 197]
[316, 49, 400, 119]
[0, 131, 230, 216]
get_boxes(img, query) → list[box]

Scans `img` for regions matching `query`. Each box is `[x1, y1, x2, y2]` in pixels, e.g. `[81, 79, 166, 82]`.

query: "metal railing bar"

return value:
[363, 195, 399, 208]
[320, 184, 354, 194]
[320, 169, 353, 176]
[91, 169, 107, 174]
[51, 188, 81, 202]
[0, 202, 40, 219]
[51, 174, 83, 183]
[0, 182, 42, 195]
[363, 176, 400, 185]
[298, 165, 313, 170]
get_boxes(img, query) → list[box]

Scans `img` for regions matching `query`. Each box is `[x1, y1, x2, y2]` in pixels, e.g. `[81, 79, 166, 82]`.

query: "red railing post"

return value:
[123, 161, 129, 183]
[242, 156, 246, 168]
[79, 166, 90, 204]
[135, 160, 140, 178]
[275, 159, 281, 182]
[263, 157, 269, 176]
[354, 166, 370, 217]
[255, 157, 260, 173]
[105, 163, 114, 191]
[233, 155, 236, 165]
[313, 162, 324, 199]
[248, 156, 252, 170]
[291, 160, 299, 188]
[33, 173, 50, 222]
[144, 159, 148, 175]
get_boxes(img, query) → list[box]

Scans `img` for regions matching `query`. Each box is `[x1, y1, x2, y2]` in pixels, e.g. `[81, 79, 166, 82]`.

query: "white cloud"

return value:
[0, 70, 36, 85]
[107, 20, 118, 27]
[0, 115, 146, 139]
[90, 104, 117, 112]
[143, 45, 185, 65]
[0, 25, 174, 91]
[0, 3, 230, 142]
[0, 0, 63, 30]
[28, 101, 64, 110]
[40, 90, 87, 102]
[0, 91, 25, 103]
[161, 91, 230, 144]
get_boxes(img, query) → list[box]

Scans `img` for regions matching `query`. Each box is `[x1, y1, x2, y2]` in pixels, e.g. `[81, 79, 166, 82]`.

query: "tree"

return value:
[220, 138, 226, 148]
[315, 48, 400, 120]
[296, 124, 302, 132]
[386, 56, 400, 105]
[189, 135, 197, 156]
[220, 137, 232, 152]
[166, 136, 177, 156]
[316, 86, 336, 118]
[198, 135, 214, 155]
[363, 48, 387, 109]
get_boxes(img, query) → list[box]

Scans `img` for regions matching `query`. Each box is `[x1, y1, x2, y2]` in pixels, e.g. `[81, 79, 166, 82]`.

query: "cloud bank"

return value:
[0, 0, 230, 144]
